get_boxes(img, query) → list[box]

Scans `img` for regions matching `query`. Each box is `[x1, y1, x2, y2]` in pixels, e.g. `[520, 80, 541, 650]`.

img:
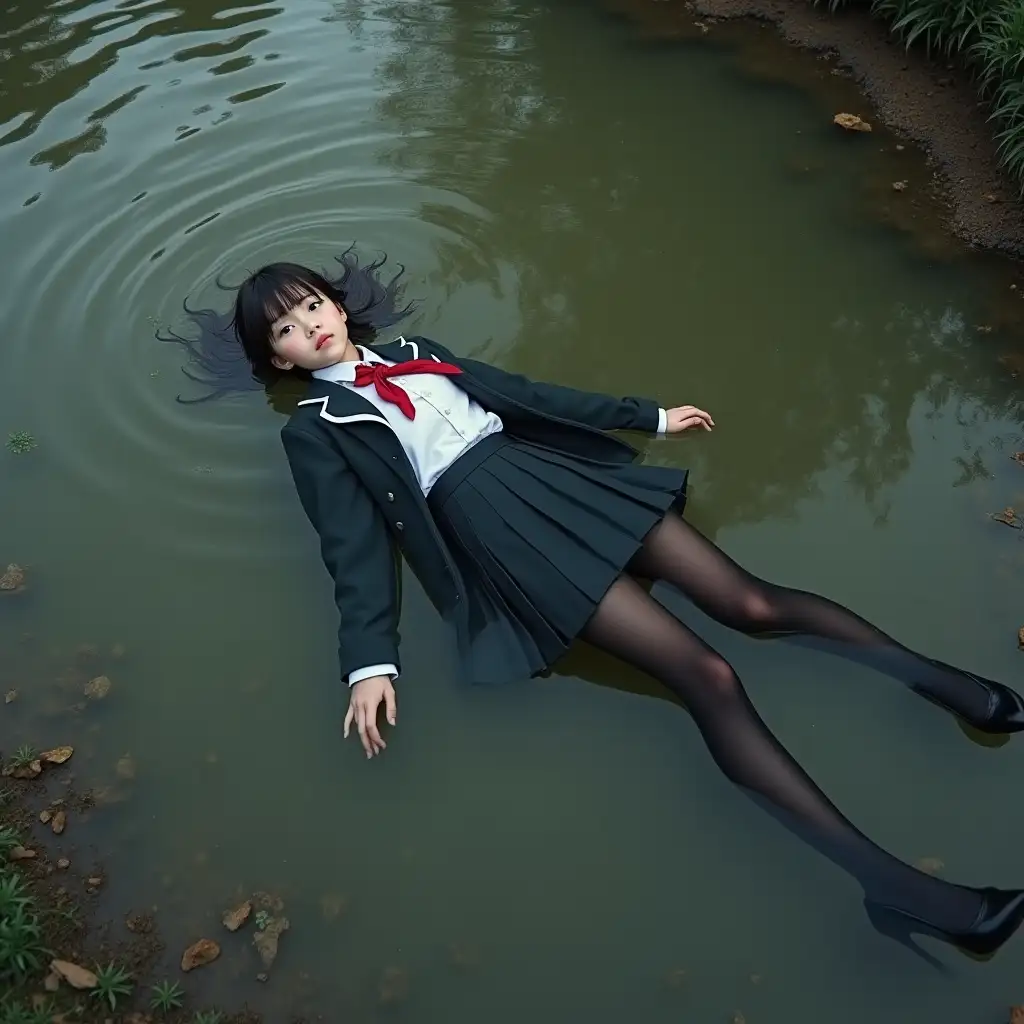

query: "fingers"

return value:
[668, 406, 714, 432]
[385, 684, 397, 727]
[343, 703, 354, 739]
[347, 694, 392, 758]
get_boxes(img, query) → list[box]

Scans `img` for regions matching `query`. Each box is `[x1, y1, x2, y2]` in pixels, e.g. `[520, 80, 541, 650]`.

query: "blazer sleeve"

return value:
[420, 337, 661, 433]
[281, 425, 402, 683]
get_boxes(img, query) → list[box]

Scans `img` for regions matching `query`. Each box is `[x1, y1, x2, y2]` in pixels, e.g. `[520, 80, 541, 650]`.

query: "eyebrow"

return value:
[271, 292, 316, 326]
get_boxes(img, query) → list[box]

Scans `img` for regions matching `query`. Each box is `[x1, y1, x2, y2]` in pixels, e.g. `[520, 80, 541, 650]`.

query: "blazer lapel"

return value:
[296, 377, 390, 428]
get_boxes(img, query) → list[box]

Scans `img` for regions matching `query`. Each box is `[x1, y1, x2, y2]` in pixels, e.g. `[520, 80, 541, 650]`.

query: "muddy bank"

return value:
[611, 0, 1024, 256]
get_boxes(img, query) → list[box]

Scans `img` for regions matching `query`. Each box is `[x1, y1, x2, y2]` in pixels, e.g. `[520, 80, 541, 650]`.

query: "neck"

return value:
[337, 338, 362, 363]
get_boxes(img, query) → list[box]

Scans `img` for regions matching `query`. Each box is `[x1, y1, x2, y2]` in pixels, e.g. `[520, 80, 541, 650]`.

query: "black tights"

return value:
[580, 514, 994, 930]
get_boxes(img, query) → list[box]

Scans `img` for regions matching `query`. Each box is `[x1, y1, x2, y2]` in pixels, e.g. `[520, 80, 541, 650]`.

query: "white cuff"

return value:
[348, 663, 398, 687]
[657, 408, 667, 435]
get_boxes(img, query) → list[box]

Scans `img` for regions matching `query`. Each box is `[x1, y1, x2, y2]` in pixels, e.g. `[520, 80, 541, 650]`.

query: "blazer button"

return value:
[395, 521, 404, 530]
[387, 492, 395, 502]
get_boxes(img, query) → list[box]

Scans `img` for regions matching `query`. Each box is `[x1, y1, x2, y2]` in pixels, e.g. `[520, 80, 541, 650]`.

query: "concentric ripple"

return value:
[1, 0, 504, 564]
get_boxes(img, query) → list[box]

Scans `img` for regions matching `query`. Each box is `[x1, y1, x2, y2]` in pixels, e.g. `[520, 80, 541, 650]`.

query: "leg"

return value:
[581, 576, 984, 931]
[629, 514, 1017, 729]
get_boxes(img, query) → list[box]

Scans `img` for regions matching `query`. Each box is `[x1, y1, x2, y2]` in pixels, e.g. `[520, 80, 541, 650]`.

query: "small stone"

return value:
[10, 846, 36, 861]
[0, 564, 26, 594]
[84, 675, 112, 700]
[86, 874, 103, 891]
[51, 809, 66, 835]
[44, 969, 61, 991]
[256, 971, 268, 982]
[833, 112, 872, 132]
[895, 144, 905, 151]
[40, 809, 52, 824]
[126, 911, 153, 933]
[891, 180, 908, 192]
[4, 689, 16, 703]
[50, 959, 98, 989]
[57, 858, 70, 869]
[41, 746, 74, 764]
[991, 507, 1019, 527]
[222, 900, 252, 931]
[10, 760, 42, 779]
[181, 938, 220, 971]
[915, 856, 944, 875]
[253, 916, 289, 970]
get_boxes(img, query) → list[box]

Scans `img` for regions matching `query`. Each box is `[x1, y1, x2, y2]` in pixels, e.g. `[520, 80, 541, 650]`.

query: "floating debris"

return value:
[990, 507, 1019, 527]
[1012, 452, 1024, 466]
[253, 915, 289, 970]
[50, 959, 98, 990]
[5, 431, 37, 455]
[181, 938, 221, 971]
[378, 965, 409, 1006]
[39, 810, 52, 824]
[833, 112, 872, 132]
[4, 690, 16, 703]
[223, 899, 252, 932]
[892, 180, 908, 192]
[0, 564, 26, 595]
[84, 675, 112, 700]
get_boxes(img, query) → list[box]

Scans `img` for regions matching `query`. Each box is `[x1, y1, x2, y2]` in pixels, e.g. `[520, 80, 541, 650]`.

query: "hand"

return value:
[665, 405, 714, 434]
[344, 674, 397, 758]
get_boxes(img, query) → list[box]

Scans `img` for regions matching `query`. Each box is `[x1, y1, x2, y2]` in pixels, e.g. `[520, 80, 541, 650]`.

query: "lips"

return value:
[315, 333, 332, 350]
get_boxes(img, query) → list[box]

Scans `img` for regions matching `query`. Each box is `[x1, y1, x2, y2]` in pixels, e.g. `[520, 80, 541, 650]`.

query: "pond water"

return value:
[4, 0, 1024, 1020]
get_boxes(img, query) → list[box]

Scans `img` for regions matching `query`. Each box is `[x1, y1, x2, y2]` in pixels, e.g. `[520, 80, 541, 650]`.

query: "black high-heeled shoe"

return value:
[865, 888, 1024, 969]
[916, 663, 1024, 735]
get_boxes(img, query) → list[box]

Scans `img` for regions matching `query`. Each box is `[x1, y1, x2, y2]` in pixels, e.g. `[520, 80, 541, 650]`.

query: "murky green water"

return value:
[5, 0, 1024, 1019]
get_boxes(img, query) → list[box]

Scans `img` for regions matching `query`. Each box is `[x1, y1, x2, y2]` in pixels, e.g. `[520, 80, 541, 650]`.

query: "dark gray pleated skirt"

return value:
[427, 431, 688, 685]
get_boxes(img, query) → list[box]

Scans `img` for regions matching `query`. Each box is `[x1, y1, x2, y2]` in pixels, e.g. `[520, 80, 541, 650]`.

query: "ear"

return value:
[270, 354, 294, 371]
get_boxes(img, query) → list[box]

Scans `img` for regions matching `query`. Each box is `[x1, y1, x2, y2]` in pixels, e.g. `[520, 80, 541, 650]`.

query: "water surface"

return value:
[4, 1, 1024, 1020]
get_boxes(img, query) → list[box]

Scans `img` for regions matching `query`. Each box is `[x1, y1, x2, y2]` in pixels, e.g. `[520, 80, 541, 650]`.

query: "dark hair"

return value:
[160, 246, 416, 403]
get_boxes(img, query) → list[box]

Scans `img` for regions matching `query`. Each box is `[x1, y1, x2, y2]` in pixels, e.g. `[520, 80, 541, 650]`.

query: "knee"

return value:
[693, 652, 743, 702]
[728, 586, 777, 633]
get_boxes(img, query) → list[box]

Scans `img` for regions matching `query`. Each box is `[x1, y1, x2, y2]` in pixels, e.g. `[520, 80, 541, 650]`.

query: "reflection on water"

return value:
[4, 0, 1024, 1021]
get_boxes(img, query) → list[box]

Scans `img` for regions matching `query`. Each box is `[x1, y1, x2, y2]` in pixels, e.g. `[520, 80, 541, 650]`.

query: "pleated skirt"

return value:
[427, 431, 688, 685]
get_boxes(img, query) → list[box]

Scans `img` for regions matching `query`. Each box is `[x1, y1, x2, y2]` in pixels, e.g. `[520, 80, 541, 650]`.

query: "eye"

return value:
[308, 299, 321, 311]
[277, 324, 292, 337]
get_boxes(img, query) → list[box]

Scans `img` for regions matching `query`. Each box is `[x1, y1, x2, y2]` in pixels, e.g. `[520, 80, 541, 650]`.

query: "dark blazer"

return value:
[280, 334, 662, 682]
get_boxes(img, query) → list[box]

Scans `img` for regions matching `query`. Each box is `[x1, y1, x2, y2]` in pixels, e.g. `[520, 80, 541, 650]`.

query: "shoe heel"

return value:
[863, 901, 950, 974]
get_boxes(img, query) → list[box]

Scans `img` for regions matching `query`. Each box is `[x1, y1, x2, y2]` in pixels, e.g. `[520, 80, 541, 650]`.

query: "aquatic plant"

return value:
[193, 1012, 223, 1024]
[0, 904, 47, 980]
[150, 979, 185, 1011]
[90, 961, 133, 1010]
[8, 746, 36, 769]
[0, 997, 34, 1024]
[0, 872, 32, 917]
[0, 787, 14, 808]
[4, 432, 36, 455]
[253, 909, 270, 930]
[817, 0, 1024, 191]
[0, 827, 21, 856]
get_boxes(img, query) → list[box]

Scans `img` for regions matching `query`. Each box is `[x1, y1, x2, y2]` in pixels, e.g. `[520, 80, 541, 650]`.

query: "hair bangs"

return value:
[234, 263, 333, 346]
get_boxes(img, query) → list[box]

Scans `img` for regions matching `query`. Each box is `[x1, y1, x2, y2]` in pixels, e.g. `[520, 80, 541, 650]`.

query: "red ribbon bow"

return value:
[352, 358, 463, 420]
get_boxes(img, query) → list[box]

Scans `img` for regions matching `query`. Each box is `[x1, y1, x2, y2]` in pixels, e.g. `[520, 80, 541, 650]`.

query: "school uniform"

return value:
[280, 335, 688, 687]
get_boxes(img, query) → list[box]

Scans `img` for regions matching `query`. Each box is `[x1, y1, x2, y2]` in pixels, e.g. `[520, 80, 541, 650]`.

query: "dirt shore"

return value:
[609, 0, 1024, 256]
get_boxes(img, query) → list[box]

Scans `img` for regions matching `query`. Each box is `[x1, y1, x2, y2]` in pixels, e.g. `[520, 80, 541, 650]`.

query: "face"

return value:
[268, 290, 355, 371]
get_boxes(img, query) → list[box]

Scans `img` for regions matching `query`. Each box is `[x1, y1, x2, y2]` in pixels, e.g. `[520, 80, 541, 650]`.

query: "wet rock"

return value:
[50, 959, 98, 989]
[39, 809, 52, 824]
[0, 564, 26, 595]
[116, 754, 136, 780]
[57, 858, 70, 870]
[44, 969, 61, 991]
[86, 874, 103, 893]
[4, 689, 16, 703]
[6, 759, 42, 779]
[892, 180, 908, 191]
[833, 112, 872, 132]
[253, 916, 289, 970]
[378, 965, 409, 1005]
[9, 846, 36, 861]
[181, 938, 221, 971]
[84, 675, 112, 700]
[41, 746, 74, 765]
[51, 810, 66, 835]
[1012, 452, 1024, 466]
[223, 900, 252, 932]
